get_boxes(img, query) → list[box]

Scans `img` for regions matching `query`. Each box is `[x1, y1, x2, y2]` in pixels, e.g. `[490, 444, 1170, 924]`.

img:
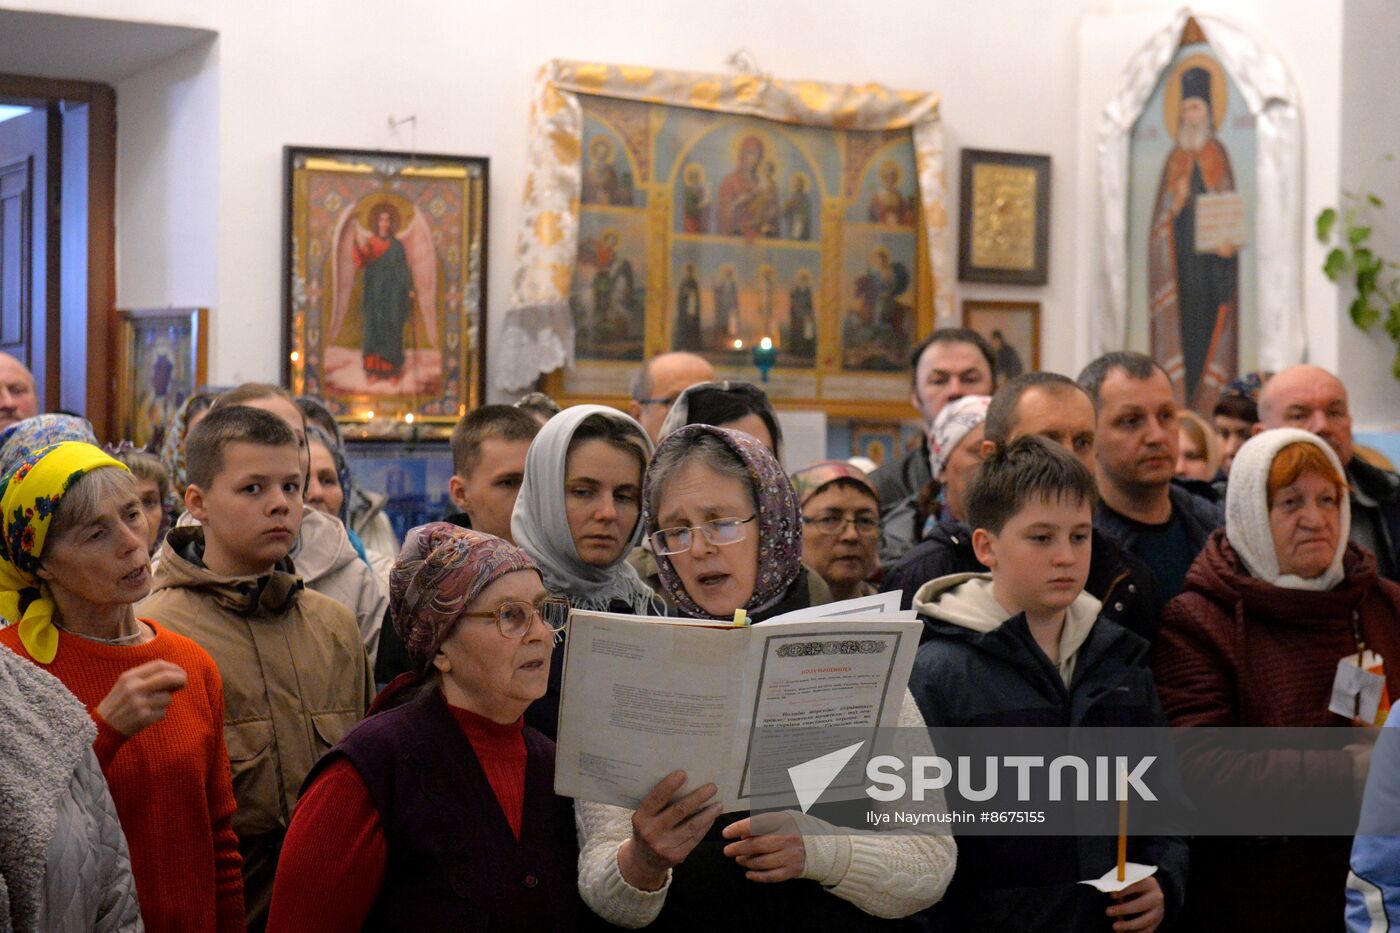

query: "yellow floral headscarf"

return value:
[0, 441, 128, 663]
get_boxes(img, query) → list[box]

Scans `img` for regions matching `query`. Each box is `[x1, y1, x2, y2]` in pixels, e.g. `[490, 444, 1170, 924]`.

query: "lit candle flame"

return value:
[366, 410, 375, 421]
[404, 413, 416, 425]
[759, 337, 773, 350]
[289, 350, 300, 363]
[733, 339, 744, 350]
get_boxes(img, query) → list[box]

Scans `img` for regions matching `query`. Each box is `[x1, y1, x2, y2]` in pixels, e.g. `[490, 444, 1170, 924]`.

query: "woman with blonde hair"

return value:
[1175, 409, 1220, 483]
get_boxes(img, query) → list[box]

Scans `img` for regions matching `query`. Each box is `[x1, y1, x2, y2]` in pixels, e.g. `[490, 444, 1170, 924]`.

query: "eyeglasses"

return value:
[802, 514, 880, 536]
[633, 394, 677, 409]
[649, 515, 757, 555]
[458, 596, 571, 639]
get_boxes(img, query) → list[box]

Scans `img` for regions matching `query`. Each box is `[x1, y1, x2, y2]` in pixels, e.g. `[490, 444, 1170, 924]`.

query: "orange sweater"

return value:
[0, 619, 244, 933]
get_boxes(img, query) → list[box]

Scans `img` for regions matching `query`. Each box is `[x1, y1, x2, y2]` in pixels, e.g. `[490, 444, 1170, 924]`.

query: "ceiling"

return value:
[0, 9, 215, 88]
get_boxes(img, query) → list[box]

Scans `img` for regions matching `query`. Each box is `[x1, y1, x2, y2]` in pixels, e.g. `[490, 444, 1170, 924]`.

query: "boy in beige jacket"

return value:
[138, 405, 371, 933]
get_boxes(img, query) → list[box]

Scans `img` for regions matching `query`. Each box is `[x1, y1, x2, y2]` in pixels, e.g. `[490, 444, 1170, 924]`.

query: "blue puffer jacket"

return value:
[1346, 715, 1400, 932]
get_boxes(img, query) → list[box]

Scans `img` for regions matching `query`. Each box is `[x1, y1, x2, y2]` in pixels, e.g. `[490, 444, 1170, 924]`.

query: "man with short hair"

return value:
[0, 352, 39, 429]
[1257, 364, 1400, 581]
[1079, 352, 1222, 603]
[627, 351, 715, 444]
[868, 328, 996, 510]
[884, 371, 1162, 643]
[445, 404, 542, 542]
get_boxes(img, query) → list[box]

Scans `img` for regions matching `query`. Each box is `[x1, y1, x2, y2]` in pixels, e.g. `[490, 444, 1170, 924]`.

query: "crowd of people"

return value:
[0, 337, 1396, 932]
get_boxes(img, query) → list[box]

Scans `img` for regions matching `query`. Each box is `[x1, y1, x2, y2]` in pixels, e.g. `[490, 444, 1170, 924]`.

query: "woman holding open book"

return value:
[510, 404, 665, 740]
[574, 424, 956, 930]
[1154, 429, 1400, 931]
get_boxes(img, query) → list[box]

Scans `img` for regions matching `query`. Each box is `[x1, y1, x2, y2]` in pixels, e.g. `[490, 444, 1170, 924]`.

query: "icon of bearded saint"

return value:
[329, 199, 438, 383]
[1148, 63, 1239, 414]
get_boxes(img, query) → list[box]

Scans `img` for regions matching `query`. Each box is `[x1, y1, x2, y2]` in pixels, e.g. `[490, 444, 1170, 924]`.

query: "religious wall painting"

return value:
[283, 147, 487, 429]
[114, 307, 208, 451]
[957, 149, 1051, 285]
[962, 299, 1040, 379]
[1127, 30, 1257, 415]
[554, 90, 935, 417]
[571, 209, 648, 361]
[841, 226, 917, 372]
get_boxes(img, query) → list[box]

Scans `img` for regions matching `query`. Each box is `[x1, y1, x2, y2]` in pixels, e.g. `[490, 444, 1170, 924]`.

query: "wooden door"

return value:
[0, 107, 52, 408]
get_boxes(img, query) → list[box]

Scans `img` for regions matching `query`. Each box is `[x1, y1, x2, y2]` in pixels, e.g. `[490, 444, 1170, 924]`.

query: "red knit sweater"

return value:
[0, 620, 244, 933]
[266, 699, 528, 933]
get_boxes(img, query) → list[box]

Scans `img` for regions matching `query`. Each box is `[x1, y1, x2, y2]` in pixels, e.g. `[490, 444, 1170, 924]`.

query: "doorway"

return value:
[0, 73, 115, 438]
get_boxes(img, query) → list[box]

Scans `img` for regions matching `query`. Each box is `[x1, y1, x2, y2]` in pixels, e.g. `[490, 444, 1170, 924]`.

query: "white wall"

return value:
[1338, 0, 1400, 430]
[1, 0, 1358, 403]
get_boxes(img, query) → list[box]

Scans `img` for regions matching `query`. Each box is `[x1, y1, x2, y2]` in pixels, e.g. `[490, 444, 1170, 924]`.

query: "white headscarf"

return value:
[928, 395, 991, 477]
[510, 404, 664, 613]
[1225, 428, 1351, 591]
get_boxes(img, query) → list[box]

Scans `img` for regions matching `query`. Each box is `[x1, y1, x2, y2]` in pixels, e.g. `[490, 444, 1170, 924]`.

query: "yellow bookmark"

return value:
[732, 609, 748, 627]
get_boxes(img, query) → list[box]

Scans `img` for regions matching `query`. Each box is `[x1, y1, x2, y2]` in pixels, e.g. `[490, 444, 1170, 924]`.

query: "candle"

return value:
[1116, 764, 1128, 882]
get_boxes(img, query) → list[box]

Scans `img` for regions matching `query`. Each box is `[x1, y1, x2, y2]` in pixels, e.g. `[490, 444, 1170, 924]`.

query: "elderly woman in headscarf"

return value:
[266, 524, 588, 933]
[1154, 428, 1400, 932]
[574, 424, 956, 930]
[510, 404, 664, 739]
[636, 381, 833, 608]
[0, 441, 243, 931]
[791, 460, 882, 601]
[304, 422, 395, 587]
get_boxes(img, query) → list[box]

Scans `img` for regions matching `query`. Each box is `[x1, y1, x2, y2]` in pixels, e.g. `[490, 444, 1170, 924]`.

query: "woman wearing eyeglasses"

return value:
[791, 460, 882, 601]
[510, 404, 665, 740]
[575, 425, 955, 930]
[266, 524, 589, 932]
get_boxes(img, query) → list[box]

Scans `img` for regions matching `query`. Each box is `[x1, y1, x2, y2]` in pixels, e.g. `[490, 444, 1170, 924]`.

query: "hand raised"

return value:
[618, 770, 722, 891]
[95, 659, 187, 737]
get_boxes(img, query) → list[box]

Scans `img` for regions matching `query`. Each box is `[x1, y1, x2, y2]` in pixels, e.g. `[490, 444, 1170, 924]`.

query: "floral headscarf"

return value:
[390, 522, 540, 672]
[158, 392, 217, 495]
[644, 424, 802, 620]
[0, 415, 98, 479]
[789, 460, 879, 511]
[0, 442, 129, 663]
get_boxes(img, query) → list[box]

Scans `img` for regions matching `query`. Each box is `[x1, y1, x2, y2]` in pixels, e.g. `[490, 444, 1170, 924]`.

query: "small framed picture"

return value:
[958, 148, 1051, 285]
[114, 307, 209, 450]
[962, 300, 1040, 380]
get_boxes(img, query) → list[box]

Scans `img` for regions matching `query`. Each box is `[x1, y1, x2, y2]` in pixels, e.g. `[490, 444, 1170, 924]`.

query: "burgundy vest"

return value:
[305, 687, 587, 932]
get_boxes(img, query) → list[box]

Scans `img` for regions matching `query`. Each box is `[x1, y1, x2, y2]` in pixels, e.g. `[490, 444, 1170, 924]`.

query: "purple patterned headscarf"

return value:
[644, 425, 802, 620]
[390, 522, 540, 671]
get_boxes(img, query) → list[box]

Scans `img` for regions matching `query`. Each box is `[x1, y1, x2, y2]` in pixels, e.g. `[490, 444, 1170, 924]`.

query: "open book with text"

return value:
[554, 593, 922, 813]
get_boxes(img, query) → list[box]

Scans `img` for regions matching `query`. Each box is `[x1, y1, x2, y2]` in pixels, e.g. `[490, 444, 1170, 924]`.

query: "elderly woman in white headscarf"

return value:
[1154, 428, 1400, 932]
[510, 404, 664, 739]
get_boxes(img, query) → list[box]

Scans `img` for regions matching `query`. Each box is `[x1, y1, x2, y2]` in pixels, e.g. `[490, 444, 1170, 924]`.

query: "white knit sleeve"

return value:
[793, 689, 957, 919]
[575, 799, 671, 928]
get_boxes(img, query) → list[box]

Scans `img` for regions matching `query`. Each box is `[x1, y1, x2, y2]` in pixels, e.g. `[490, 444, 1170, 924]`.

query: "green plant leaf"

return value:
[1316, 207, 1338, 242]
[1352, 296, 1380, 329]
[1325, 248, 1348, 280]
[1350, 226, 1374, 245]
[1369, 193, 1385, 208]
[1391, 346, 1400, 381]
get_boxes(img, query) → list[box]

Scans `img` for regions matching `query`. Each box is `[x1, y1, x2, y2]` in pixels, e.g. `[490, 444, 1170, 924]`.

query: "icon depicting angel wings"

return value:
[329, 200, 438, 383]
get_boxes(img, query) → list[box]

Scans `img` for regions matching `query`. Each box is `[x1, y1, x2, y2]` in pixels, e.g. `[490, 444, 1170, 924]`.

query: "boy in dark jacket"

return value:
[908, 436, 1186, 931]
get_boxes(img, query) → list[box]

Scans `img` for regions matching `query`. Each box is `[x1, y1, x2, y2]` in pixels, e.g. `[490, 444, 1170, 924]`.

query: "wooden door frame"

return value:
[0, 73, 116, 440]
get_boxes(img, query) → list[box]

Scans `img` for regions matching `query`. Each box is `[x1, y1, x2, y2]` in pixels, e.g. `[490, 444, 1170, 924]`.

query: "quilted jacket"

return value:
[0, 646, 142, 933]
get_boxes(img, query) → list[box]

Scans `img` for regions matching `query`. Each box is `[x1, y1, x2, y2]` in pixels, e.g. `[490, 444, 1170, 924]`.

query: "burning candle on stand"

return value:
[752, 336, 777, 383]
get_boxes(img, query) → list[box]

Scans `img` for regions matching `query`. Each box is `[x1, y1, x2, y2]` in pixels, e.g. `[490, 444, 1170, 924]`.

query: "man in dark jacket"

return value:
[869, 328, 996, 510]
[884, 372, 1161, 644]
[1079, 353, 1223, 603]
[1257, 364, 1400, 583]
